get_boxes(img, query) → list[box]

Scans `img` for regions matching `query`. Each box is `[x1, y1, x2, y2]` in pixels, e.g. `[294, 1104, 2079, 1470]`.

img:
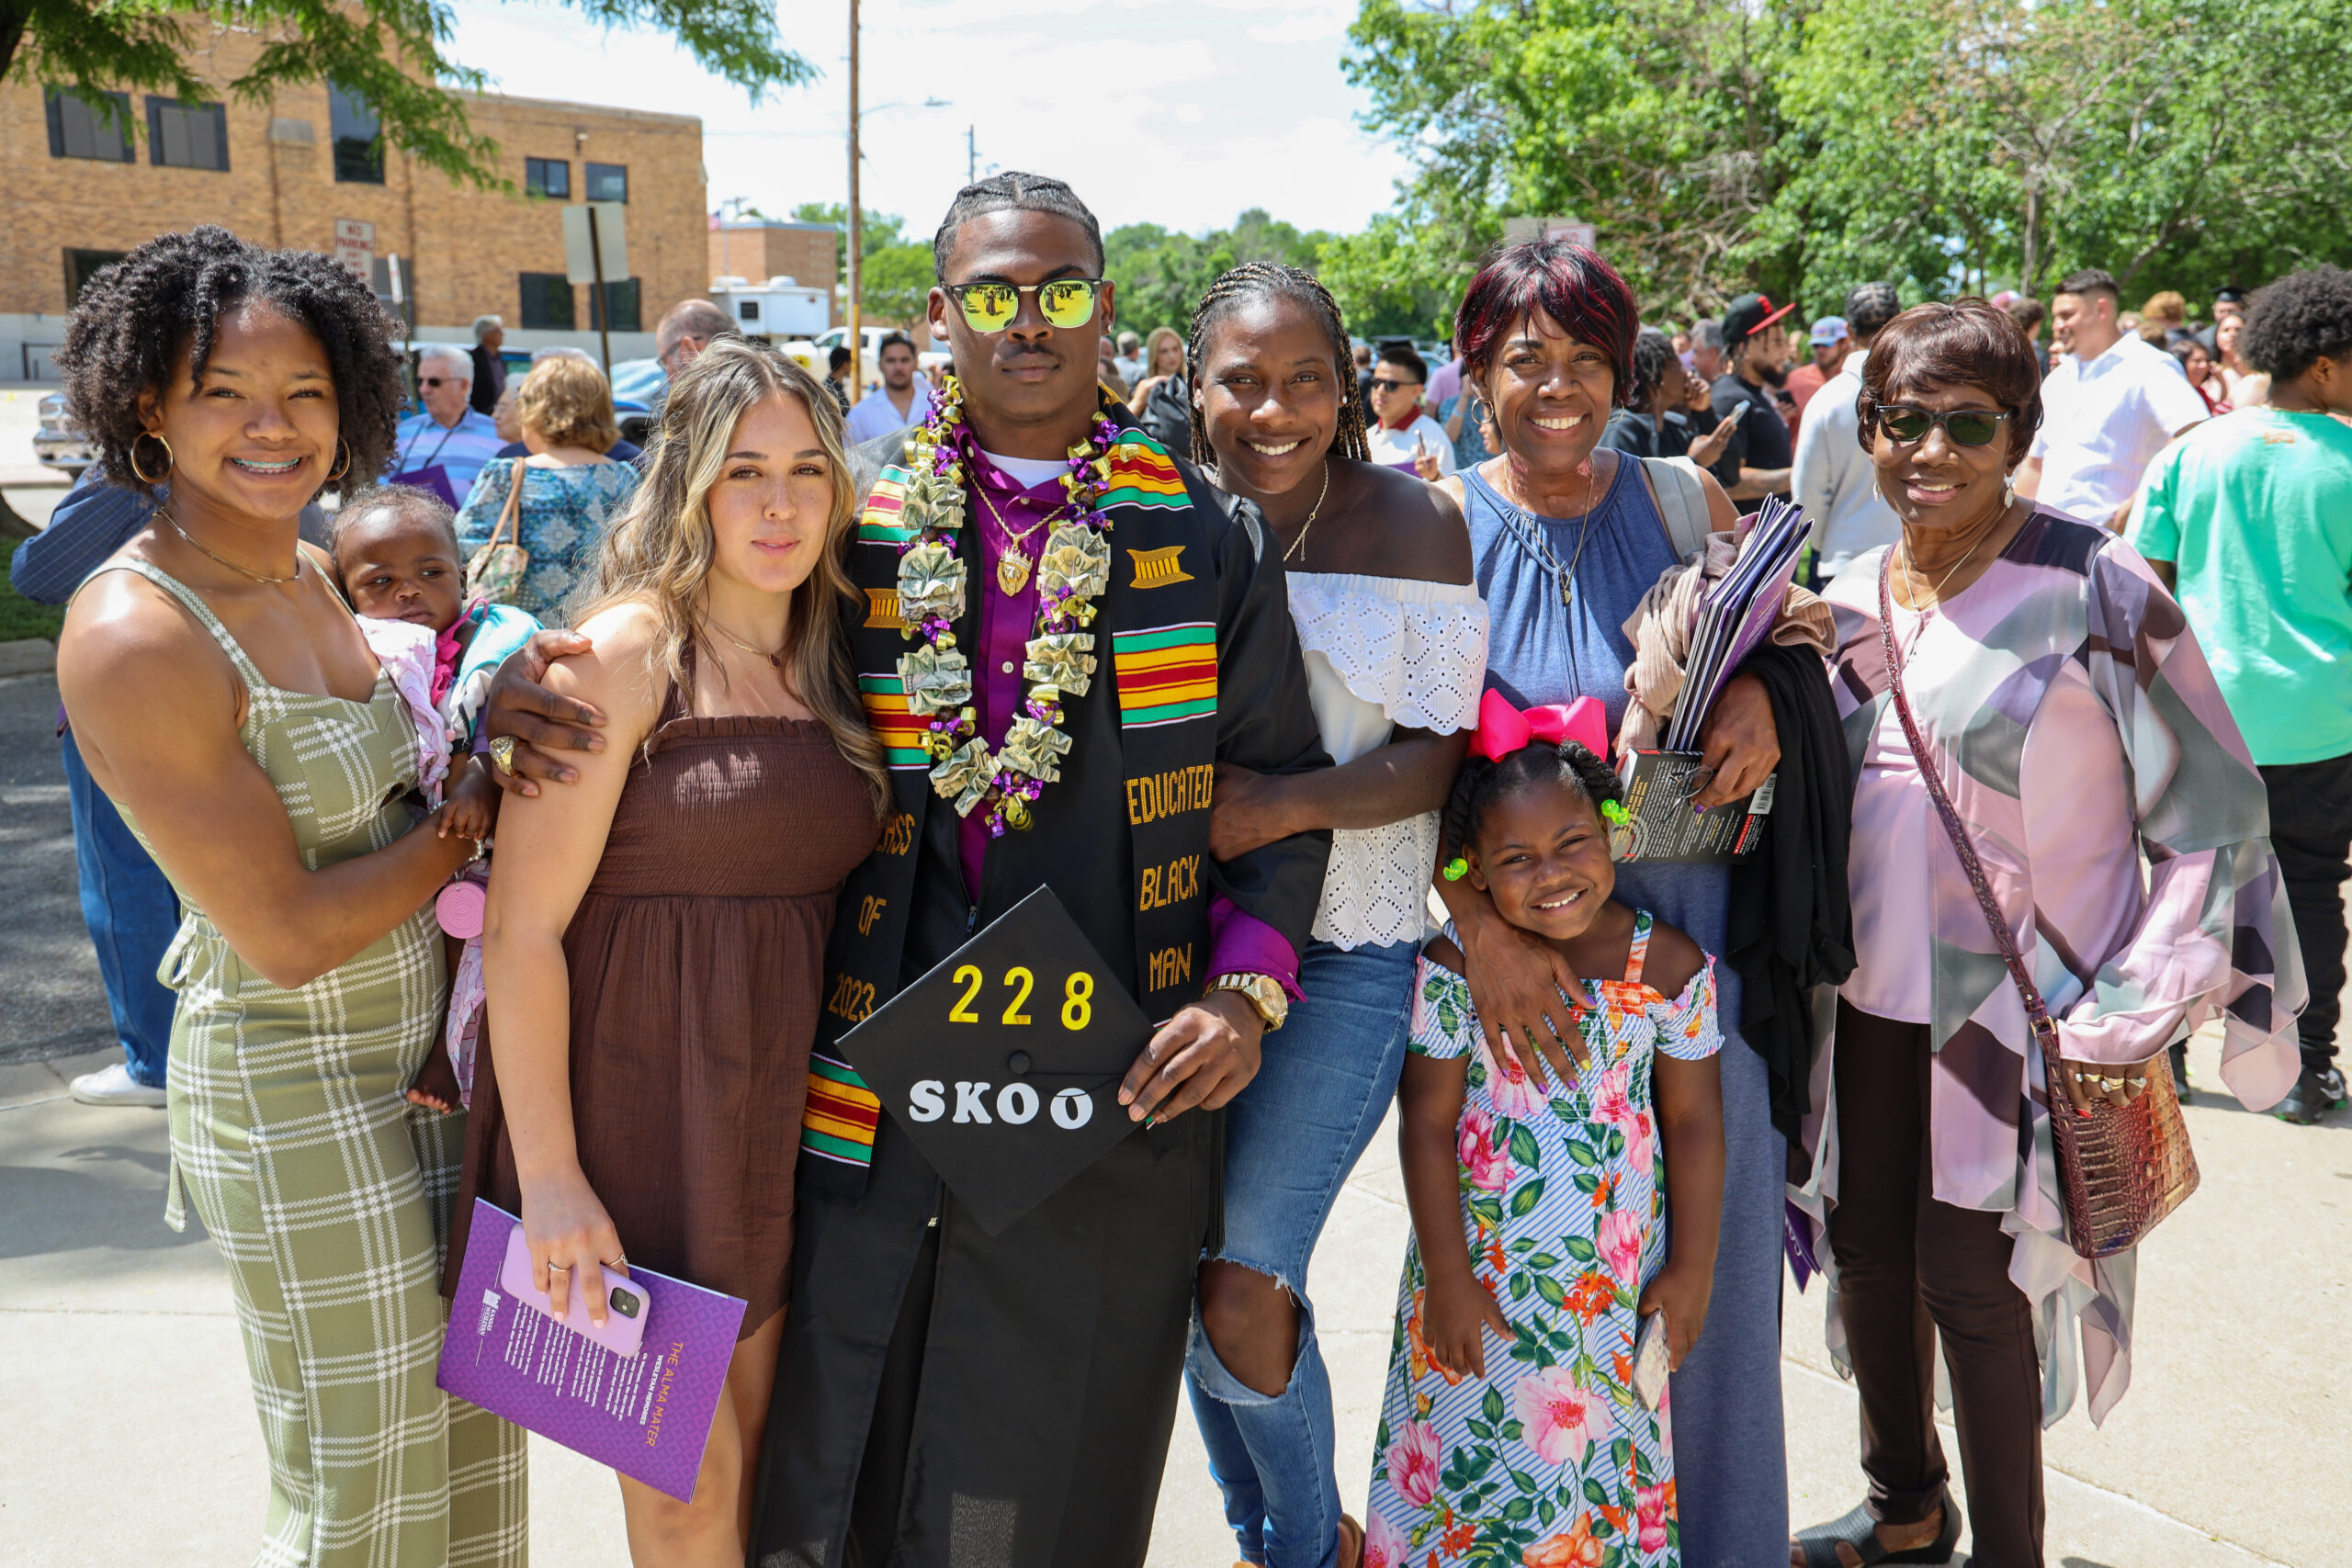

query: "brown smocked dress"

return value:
[454, 682, 877, 1336]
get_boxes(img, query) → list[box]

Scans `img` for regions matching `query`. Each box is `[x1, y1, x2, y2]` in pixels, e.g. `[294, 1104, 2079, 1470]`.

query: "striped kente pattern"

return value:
[1113, 621, 1218, 728]
[801, 1052, 884, 1168]
[859, 671, 930, 770]
[1095, 437, 1188, 511]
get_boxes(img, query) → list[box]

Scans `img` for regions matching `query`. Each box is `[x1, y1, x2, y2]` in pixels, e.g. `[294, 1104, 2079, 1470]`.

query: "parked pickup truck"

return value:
[32, 391, 96, 477]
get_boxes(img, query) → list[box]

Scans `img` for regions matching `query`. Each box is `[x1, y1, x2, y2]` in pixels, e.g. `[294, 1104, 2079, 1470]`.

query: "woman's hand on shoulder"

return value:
[482, 626, 610, 795]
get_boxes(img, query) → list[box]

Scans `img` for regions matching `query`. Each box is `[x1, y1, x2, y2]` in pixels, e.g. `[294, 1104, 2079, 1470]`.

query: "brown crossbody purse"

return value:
[1877, 557, 2197, 1260]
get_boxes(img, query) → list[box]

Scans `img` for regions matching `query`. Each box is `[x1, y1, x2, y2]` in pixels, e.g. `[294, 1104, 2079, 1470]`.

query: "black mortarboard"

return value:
[835, 886, 1153, 1235]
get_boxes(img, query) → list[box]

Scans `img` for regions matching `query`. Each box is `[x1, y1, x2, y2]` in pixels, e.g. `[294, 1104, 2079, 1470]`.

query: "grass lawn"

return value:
[0, 575, 64, 643]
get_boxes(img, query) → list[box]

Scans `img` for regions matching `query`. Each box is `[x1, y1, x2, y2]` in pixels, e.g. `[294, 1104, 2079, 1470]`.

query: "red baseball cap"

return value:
[1721, 292, 1798, 344]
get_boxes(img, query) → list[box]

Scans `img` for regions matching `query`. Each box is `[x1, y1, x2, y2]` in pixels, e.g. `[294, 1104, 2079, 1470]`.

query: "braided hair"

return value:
[55, 225, 406, 499]
[1182, 262, 1372, 469]
[1626, 327, 1677, 415]
[1440, 739, 1624, 874]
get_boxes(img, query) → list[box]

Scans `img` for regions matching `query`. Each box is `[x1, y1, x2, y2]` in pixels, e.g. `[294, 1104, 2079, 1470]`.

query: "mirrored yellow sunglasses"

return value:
[942, 278, 1105, 333]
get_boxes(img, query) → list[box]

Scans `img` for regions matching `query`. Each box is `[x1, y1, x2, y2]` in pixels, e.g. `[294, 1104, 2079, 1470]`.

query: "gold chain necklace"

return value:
[1281, 459, 1334, 565]
[975, 485, 1054, 595]
[1895, 515, 1997, 611]
[163, 509, 300, 585]
[703, 615, 784, 669]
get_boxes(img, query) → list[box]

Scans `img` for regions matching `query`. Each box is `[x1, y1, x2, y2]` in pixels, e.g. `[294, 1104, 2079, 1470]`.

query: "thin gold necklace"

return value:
[1282, 459, 1334, 565]
[163, 508, 300, 584]
[976, 486, 1053, 595]
[704, 615, 784, 670]
[1895, 507, 2003, 610]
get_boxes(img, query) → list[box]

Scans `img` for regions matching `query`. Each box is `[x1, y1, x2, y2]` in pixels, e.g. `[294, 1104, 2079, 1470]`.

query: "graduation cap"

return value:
[836, 886, 1153, 1235]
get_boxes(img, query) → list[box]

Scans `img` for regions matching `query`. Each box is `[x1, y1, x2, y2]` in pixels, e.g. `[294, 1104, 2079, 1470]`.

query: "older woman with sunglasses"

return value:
[1789, 301, 2301, 1568]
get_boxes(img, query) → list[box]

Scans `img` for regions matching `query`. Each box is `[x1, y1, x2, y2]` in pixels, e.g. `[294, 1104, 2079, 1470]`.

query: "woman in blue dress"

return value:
[1428, 238, 1791, 1568]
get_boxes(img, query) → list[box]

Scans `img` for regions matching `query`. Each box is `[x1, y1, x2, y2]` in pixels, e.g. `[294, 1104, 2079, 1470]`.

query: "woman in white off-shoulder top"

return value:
[1179, 264, 1489, 1568]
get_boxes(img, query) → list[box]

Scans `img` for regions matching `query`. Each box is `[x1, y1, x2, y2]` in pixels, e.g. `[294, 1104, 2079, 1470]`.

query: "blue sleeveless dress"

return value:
[1457, 457, 1788, 1568]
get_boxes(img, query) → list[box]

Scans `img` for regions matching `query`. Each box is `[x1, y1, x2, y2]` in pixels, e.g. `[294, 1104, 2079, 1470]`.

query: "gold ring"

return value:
[489, 734, 518, 776]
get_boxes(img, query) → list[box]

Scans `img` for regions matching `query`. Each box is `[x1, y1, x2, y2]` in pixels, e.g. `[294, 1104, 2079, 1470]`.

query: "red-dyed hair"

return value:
[1453, 241, 1642, 408]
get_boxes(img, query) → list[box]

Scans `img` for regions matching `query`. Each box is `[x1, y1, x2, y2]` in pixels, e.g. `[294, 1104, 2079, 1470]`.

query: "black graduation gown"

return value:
[751, 415, 1330, 1568]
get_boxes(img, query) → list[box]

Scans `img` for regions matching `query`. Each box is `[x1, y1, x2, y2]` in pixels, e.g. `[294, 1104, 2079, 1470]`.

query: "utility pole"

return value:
[967, 124, 977, 187]
[845, 0, 862, 409]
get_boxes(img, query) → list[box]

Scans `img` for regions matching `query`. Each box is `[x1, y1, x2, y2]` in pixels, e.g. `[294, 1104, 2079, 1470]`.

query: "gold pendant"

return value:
[997, 547, 1034, 596]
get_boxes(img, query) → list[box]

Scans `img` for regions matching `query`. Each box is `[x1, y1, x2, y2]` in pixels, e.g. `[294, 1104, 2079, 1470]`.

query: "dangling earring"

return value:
[129, 432, 174, 486]
[327, 439, 352, 483]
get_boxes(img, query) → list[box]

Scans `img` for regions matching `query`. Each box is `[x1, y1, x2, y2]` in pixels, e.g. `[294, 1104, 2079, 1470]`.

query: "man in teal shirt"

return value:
[2132, 265, 2352, 1123]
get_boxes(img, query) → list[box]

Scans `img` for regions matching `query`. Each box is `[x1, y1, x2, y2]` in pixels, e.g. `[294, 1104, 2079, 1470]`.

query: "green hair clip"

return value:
[1442, 856, 1470, 882]
[1600, 799, 1632, 826]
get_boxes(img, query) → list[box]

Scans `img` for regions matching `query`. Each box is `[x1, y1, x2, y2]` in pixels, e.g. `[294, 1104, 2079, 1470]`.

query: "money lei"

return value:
[892, 374, 1118, 835]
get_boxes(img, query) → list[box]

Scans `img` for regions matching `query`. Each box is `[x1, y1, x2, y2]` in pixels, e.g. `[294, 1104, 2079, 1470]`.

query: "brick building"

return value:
[0, 19, 706, 379]
[708, 217, 837, 323]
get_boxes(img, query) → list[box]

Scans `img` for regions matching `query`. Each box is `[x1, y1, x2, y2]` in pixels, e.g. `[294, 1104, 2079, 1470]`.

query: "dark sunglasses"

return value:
[418, 376, 464, 389]
[941, 278, 1104, 333]
[1877, 403, 2012, 446]
[1369, 377, 1420, 392]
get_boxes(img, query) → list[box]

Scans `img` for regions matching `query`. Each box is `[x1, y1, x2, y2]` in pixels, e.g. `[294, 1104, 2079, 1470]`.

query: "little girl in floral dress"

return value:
[1368, 739, 1726, 1568]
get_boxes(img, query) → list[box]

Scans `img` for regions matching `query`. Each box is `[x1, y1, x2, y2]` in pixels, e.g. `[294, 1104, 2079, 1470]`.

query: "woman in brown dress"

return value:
[471, 337, 883, 1564]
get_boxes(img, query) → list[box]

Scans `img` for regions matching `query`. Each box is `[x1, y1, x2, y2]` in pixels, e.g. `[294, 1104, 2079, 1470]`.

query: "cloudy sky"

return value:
[445, 0, 1415, 240]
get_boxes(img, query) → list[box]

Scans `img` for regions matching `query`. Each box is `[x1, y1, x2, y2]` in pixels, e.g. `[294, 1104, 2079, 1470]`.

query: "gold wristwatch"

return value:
[1204, 972, 1288, 1032]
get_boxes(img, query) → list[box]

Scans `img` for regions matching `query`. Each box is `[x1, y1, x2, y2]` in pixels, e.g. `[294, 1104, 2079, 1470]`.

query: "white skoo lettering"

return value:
[1051, 1088, 1094, 1129]
[996, 1082, 1039, 1124]
[955, 1081, 993, 1123]
[909, 1080, 945, 1122]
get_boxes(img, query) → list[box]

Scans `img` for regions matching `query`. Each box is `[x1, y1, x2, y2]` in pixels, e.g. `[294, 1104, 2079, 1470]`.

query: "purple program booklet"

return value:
[438, 1200, 746, 1501]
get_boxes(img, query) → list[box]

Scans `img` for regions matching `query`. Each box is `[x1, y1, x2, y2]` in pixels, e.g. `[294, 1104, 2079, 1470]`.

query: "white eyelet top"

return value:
[1286, 571, 1489, 949]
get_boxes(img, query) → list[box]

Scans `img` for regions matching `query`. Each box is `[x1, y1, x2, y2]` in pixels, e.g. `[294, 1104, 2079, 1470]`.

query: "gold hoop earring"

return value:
[129, 433, 173, 486]
[327, 440, 352, 483]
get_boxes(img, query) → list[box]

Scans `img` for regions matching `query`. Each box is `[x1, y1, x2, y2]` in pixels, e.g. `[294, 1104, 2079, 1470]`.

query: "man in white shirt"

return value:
[1792, 282, 1905, 578]
[843, 333, 937, 445]
[1363, 346, 1457, 476]
[1113, 330, 1144, 388]
[2018, 266, 2209, 525]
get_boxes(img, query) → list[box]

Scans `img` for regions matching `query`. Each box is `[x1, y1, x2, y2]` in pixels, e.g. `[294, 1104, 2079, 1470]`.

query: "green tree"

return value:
[1344, 0, 1805, 327]
[1103, 209, 1334, 337]
[789, 203, 936, 322]
[2, 0, 813, 186]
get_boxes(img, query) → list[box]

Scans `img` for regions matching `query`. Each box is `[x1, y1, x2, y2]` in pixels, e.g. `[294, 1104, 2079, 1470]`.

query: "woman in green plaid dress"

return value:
[53, 229, 526, 1567]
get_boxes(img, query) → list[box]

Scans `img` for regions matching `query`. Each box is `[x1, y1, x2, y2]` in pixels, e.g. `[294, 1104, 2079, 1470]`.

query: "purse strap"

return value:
[491, 457, 527, 549]
[1875, 553, 2062, 1054]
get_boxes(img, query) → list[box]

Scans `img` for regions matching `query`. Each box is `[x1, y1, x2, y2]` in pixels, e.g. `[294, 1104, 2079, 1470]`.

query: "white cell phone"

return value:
[1725, 400, 1751, 424]
[1631, 1310, 1671, 1409]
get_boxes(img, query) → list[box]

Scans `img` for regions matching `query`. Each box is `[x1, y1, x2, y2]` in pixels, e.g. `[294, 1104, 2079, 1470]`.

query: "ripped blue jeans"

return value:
[1186, 938, 1418, 1568]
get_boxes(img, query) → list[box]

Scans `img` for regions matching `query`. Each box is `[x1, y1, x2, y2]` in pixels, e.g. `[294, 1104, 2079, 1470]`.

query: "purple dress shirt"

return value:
[963, 449, 1301, 998]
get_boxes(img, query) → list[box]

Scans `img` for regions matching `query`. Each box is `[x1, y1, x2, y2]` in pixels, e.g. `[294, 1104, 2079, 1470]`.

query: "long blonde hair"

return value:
[586, 336, 887, 812]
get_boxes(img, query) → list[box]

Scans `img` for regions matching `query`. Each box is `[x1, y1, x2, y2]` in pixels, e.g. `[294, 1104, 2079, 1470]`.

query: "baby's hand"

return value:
[438, 761, 502, 840]
[1423, 1269, 1510, 1381]
[1634, 1258, 1713, 1371]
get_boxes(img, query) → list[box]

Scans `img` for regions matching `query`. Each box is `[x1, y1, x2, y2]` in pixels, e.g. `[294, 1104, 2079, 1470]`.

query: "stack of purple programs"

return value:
[1661, 493, 1812, 750]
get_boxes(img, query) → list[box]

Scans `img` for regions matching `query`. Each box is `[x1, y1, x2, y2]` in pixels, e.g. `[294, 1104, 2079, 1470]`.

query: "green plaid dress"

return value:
[97, 560, 527, 1568]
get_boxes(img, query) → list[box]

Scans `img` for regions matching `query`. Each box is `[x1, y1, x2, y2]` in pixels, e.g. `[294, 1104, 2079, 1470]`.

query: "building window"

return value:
[328, 83, 383, 184]
[525, 157, 570, 198]
[589, 278, 641, 333]
[584, 162, 628, 203]
[519, 273, 575, 331]
[64, 249, 130, 307]
[147, 97, 230, 172]
[45, 87, 136, 163]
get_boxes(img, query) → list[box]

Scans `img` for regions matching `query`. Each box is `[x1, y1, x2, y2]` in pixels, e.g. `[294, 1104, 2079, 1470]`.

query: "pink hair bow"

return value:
[1467, 689, 1610, 762]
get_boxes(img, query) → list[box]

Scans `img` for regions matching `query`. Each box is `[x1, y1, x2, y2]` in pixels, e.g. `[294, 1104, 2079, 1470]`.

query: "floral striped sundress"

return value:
[1368, 911, 1721, 1568]
[91, 559, 526, 1568]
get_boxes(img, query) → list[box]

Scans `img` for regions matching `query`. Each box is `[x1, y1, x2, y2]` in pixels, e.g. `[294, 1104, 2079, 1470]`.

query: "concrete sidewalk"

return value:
[3, 658, 2346, 1566]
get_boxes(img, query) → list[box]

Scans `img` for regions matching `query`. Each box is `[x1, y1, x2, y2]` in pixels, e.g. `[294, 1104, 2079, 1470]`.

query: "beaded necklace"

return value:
[891, 374, 1120, 836]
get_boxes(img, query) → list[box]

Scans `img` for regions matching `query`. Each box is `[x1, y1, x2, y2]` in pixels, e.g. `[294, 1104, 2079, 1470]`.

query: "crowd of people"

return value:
[11, 179, 2344, 1568]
